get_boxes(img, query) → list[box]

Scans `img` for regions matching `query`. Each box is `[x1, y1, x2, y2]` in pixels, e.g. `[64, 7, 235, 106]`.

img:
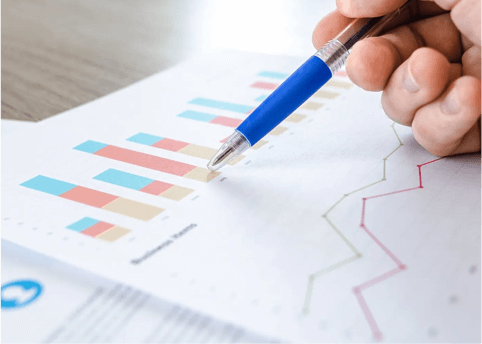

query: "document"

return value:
[2, 51, 480, 342]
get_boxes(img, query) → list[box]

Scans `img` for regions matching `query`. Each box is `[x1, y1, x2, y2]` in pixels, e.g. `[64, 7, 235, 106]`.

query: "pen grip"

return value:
[237, 56, 332, 145]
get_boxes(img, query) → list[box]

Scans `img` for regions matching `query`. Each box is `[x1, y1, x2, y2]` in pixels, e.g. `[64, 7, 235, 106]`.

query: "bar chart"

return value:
[67, 217, 130, 242]
[127, 133, 244, 165]
[73, 141, 219, 182]
[20, 175, 163, 221]
[94, 169, 194, 201]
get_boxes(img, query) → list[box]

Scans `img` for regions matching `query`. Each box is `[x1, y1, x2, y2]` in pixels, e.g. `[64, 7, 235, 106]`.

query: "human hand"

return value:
[313, 0, 481, 156]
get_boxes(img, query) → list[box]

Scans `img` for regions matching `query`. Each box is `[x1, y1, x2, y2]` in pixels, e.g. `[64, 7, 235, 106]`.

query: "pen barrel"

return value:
[237, 56, 332, 145]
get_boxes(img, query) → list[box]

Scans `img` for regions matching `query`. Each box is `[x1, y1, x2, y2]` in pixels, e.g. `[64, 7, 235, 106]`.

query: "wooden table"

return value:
[2, 0, 334, 121]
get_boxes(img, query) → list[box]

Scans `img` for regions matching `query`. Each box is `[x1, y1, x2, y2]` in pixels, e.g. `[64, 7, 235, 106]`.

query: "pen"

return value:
[207, 0, 416, 172]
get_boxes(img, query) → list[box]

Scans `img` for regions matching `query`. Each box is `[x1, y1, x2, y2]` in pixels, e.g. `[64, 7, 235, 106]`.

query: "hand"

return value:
[313, 0, 481, 156]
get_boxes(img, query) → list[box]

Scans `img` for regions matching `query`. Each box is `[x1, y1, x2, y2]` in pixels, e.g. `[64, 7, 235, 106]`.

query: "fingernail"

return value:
[441, 88, 460, 115]
[402, 68, 419, 93]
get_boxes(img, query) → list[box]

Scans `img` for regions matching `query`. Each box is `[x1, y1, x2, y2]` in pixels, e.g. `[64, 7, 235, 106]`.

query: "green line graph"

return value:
[301, 122, 404, 315]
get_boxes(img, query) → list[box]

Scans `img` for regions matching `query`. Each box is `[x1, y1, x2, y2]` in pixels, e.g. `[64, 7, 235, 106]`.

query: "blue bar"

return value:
[178, 110, 217, 122]
[20, 175, 77, 196]
[94, 169, 154, 191]
[67, 217, 99, 232]
[189, 98, 252, 114]
[255, 95, 268, 102]
[257, 71, 288, 79]
[73, 140, 108, 154]
[127, 133, 163, 146]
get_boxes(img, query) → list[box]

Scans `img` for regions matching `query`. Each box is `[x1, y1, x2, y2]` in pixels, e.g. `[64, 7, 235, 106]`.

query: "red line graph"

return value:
[353, 157, 443, 341]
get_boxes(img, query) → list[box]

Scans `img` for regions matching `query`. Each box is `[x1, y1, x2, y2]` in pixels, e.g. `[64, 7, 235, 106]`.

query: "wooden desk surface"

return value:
[2, 0, 334, 121]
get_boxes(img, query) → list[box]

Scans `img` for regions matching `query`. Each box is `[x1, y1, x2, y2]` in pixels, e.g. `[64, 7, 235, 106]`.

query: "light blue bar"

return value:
[127, 133, 163, 146]
[189, 98, 252, 114]
[255, 95, 268, 102]
[178, 110, 217, 122]
[20, 175, 77, 196]
[67, 217, 99, 232]
[257, 71, 288, 79]
[94, 169, 154, 191]
[73, 140, 108, 154]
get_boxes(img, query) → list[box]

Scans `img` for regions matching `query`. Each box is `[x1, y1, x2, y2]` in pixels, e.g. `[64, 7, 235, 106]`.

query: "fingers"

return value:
[462, 46, 482, 79]
[344, 13, 462, 91]
[312, 10, 353, 49]
[436, 0, 481, 46]
[381, 48, 451, 125]
[346, 37, 401, 91]
[336, 0, 407, 17]
[412, 76, 481, 156]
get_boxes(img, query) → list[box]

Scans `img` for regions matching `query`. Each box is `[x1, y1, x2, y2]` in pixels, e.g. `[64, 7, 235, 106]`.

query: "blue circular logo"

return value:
[1, 280, 43, 309]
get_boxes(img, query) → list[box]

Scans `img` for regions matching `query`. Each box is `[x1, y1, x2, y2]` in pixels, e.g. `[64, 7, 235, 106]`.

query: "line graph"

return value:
[301, 120, 445, 340]
[301, 123, 403, 315]
[354, 157, 443, 341]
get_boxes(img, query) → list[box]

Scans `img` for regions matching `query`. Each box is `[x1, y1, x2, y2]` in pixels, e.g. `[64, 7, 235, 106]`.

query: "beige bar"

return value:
[227, 155, 245, 166]
[161, 185, 194, 201]
[285, 113, 307, 123]
[326, 80, 353, 89]
[300, 102, 323, 111]
[251, 140, 268, 150]
[184, 167, 220, 182]
[97, 226, 131, 242]
[313, 90, 340, 99]
[179, 144, 217, 160]
[102, 197, 163, 221]
[269, 126, 288, 136]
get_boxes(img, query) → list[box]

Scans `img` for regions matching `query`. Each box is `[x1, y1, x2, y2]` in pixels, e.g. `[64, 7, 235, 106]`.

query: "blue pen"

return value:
[207, 1, 414, 171]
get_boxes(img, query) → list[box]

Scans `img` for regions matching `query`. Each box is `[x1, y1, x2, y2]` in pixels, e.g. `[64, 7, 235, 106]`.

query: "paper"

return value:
[1, 241, 271, 343]
[2, 51, 480, 342]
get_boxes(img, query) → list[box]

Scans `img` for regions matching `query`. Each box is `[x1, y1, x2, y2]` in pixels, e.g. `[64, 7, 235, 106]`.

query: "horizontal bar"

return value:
[67, 217, 99, 232]
[257, 71, 288, 79]
[250, 81, 278, 90]
[94, 169, 154, 190]
[127, 133, 241, 163]
[140, 180, 173, 195]
[178, 110, 216, 122]
[22, 175, 164, 220]
[326, 80, 352, 89]
[209, 116, 242, 128]
[97, 226, 131, 242]
[60, 186, 118, 208]
[300, 102, 323, 111]
[189, 98, 252, 114]
[82, 221, 115, 237]
[74, 141, 197, 177]
[127, 133, 163, 146]
[102, 197, 163, 221]
[94, 169, 194, 200]
[313, 90, 340, 99]
[255, 95, 268, 102]
[285, 113, 307, 123]
[20, 175, 76, 196]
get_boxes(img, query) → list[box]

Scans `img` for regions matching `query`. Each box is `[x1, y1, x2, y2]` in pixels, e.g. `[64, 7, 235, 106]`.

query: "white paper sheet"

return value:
[2, 119, 270, 343]
[1, 241, 272, 343]
[2, 51, 480, 342]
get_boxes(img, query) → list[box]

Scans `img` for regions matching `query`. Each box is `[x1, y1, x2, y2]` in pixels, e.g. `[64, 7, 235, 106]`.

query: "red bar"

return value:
[60, 186, 118, 208]
[152, 138, 189, 152]
[140, 181, 173, 195]
[82, 222, 115, 237]
[250, 81, 278, 90]
[209, 116, 242, 128]
[94, 145, 196, 176]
